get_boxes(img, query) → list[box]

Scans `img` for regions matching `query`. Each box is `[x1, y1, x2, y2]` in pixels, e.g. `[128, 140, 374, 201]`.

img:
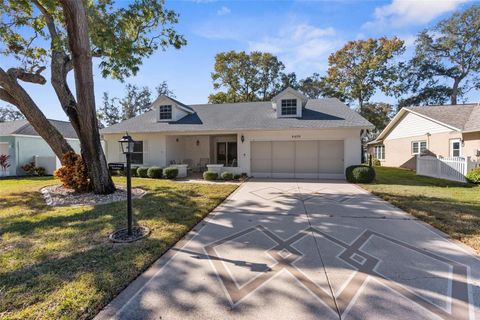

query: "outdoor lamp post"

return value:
[119, 133, 134, 236]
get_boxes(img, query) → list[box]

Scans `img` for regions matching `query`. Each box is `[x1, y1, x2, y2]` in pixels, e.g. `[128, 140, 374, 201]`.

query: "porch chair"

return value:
[183, 159, 194, 174]
[196, 158, 210, 173]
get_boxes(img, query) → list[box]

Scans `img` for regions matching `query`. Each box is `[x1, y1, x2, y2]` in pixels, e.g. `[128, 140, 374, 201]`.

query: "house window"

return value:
[450, 139, 461, 157]
[131, 141, 143, 164]
[281, 99, 297, 116]
[412, 141, 427, 155]
[374, 145, 385, 160]
[159, 105, 172, 120]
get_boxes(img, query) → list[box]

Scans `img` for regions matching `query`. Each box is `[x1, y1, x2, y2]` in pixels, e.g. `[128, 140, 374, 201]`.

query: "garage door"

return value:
[251, 140, 344, 179]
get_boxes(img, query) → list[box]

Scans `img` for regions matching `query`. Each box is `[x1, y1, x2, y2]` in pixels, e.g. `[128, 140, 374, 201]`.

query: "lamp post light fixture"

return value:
[109, 133, 150, 243]
[119, 133, 135, 236]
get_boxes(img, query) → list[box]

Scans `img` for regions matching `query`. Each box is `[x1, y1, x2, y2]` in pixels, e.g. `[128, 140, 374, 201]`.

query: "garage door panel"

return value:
[272, 141, 294, 173]
[318, 140, 344, 174]
[251, 141, 272, 175]
[295, 141, 318, 175]
[251, 139, 345, 179]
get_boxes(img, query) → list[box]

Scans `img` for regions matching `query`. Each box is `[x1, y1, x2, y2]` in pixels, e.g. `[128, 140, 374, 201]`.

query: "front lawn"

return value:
[358, 167, 480, 252]
[0, 177, 237, 320]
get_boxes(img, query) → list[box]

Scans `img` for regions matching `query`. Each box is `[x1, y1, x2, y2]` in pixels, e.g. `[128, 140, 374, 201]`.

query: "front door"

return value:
[227, 142, 238, 167]
[217, 142, 237, 166]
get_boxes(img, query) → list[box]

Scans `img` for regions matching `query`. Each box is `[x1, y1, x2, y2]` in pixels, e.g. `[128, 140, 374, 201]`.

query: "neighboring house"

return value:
[0, 119, 80, 176]
[367, 104, 480, 170]
[100, 87, 373, 179]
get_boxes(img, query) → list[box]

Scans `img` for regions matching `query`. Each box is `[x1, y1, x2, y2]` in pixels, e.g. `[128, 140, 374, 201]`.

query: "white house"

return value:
[100, 87, 373, 179]
[0, 119, 81, 176]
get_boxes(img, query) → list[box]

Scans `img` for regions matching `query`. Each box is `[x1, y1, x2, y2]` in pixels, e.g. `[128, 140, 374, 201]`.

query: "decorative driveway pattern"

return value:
[96, 179, 480, 320]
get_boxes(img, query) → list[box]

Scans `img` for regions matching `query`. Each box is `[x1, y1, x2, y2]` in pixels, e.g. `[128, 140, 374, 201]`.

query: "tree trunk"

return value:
[0, 68, 74, 160]
[60, 0, 115, 194]
[451, 78, 461, 105]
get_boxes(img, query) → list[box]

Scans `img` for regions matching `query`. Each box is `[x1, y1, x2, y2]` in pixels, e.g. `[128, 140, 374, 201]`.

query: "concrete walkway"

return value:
[96, 179, 480, 320]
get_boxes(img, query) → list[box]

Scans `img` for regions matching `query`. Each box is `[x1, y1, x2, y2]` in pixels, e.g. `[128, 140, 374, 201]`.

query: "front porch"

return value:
[165, 133, 241, 175]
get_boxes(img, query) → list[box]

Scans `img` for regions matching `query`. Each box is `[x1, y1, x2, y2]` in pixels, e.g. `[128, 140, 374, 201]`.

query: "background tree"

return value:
[98, 81, 173, 126]
[156, 80, 176, 97]
[0, 0, 185, 194]
[402, 5, 480, 105]
[324, 37, 405, 110]
[358, 102, 393, 132]
[209, 51, 290, 103]
[0, 105, 25, 122]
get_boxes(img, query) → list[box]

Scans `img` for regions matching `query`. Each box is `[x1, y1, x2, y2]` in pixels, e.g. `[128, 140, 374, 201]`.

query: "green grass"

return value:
[0, 176, 237, 320]
[358, 167, 480, 252]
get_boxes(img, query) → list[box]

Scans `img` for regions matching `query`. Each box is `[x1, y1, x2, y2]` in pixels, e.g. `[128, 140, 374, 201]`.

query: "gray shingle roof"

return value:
[101, 98, 373, 134]
[407, 104, 480, 132]
[0, 119, 78, 139]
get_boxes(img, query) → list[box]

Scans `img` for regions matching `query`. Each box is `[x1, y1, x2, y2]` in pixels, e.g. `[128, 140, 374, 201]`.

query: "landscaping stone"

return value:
[40, 185, 146, 207]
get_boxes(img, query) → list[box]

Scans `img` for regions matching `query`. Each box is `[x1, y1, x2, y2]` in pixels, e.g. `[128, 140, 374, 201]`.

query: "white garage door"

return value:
[251, 140, 344, 179]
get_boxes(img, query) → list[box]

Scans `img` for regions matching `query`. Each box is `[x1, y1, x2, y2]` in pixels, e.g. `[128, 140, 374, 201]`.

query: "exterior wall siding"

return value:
[463, 132, 480, 163]
[385, 112, 453, 140]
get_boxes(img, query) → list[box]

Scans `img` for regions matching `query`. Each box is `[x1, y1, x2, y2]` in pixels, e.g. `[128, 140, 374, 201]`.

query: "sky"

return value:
[3, 0, 479, 121]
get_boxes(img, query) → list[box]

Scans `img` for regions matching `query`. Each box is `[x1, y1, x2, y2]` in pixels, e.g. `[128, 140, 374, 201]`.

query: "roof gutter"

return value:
[101, 125, 374, 136]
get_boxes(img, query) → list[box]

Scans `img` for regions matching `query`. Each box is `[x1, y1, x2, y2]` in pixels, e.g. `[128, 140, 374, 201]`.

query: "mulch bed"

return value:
[40, 185, 147, 207]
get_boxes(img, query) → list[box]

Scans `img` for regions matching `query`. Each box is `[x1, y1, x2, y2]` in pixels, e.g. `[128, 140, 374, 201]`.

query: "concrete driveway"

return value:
[96, 179, 480, 320]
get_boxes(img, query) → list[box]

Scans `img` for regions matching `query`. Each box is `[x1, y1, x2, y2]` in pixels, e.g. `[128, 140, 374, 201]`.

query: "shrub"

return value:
[131, 167, 139, 177]
[35, 167, 46, 176]
[203, 171, 218, 181]
[54, 152, 90, 192]
[233, 174, 241, 180]
[0, 154, 10, 175]
[137, 167, 149, 178]
[221, 171, 233, 180]
[147, 166, 163, 179]
[372, 158, 381, 167]
[466, 167, 480, 184]
[163, 167, 179, 179]
[21, 162, 47, 177]
[345, 165, 376, 183]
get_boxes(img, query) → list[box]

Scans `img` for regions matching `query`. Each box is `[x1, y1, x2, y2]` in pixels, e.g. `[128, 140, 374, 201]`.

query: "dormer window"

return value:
[159, 105, 172, 120]
[281, 99, 297, 116]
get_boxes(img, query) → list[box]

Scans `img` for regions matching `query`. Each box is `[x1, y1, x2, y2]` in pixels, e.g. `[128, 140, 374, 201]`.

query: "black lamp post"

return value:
[119, 133, 134, 236]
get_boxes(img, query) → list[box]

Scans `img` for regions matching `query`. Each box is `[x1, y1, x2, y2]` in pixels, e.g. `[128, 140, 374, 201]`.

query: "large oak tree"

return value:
[209, 51, 288, 103]
[403, 5, 480, 105]
[0, 0, 186, 193]
[324, 37, 405, 110]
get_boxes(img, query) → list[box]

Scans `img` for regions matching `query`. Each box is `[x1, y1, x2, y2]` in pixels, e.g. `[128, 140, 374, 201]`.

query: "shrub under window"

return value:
[163, 167, 178, 179]
[147, 167, 163, 179]
[137, 167, 149, 178]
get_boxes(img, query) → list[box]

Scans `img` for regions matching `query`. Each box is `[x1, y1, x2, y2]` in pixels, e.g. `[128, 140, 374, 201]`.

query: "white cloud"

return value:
[217, 6, 231, 16]
[248, 23, 340, 75]
[363, 0, 470, 29]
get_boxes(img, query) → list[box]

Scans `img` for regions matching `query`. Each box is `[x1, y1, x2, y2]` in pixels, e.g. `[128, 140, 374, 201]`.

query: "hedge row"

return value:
[203, 171, 244, 181]
[110, 166, 178, 179]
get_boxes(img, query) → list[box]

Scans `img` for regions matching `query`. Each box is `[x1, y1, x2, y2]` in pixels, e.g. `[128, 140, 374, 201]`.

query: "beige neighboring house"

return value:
[100, 87, 373, 179]
[367, 104, 480, 170]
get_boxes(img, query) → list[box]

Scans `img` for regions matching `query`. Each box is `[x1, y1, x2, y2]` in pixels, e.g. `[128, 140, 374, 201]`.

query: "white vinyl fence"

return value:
[416, 156, 478, 183]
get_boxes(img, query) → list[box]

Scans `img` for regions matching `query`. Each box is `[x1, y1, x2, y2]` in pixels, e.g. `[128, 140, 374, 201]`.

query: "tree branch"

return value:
[32, 0, 59, 40]
[0, 88, 19, 106]
[7, 68, 46, 84]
